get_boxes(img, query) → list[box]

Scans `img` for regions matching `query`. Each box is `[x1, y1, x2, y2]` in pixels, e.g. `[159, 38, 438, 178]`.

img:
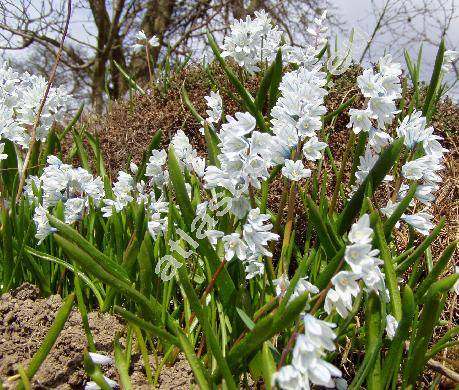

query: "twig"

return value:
[15, 0, 72, 203]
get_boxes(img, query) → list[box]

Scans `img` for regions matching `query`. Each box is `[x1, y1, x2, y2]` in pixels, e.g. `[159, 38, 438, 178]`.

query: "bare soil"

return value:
[0, 283, 194, 389]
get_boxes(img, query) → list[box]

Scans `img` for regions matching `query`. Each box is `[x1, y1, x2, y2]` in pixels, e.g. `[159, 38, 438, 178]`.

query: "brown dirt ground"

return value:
[0, 283, 194, 389]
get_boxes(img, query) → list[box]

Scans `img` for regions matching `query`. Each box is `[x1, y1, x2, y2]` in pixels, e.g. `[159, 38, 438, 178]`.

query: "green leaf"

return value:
[114, 306, 179, 347]
[167, 147, 236, 306]
[214, 291, 309, 381]
[72, 130, 91, 171]
[17, 294, 75, 390]
[374, 215, 402, 320]
[404, 292, 441, 387]
[176, 258, 237, 389]
[254, 61, 274, 111]
[58, 103, 84, 141]
[422, 39, 445, 120]
[203, 124, 221, 167]
[268, 49, 283, 111]
[48, 215, 130, 283]
[181, 85, 205, 123]
[113, 60, 145, 94]
[415, 240, 457, 299]
[338, 137, 404, 235]
[261, 342, 276, 390]
[365, 293, 382, 390]
[381, 286, 415, 389]
[396, 218, 445, 275]
[114, 337, 132, 390]
[304, 194, 339, 258]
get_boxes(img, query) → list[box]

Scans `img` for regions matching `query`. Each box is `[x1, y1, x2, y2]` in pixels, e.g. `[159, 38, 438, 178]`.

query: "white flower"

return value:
[242, 208, 279, 259]
[64, 197, 85, 224]
[369, 96, 397, 128]
[302, 136, 327, 161]
[282, 159, 311, 181]
[345, 243, 381, 275]
[379, 54, 402, 78]
[85, 376, 118, 390]
[149, 35, 160, 47]
[33, 205, 56, 244]
[204, 90, 223, 124]
[325, 287, 353, 318]
[401, 158, 426, 180]
[385, 314, 398, 340]
[88, 352, 113, 365]
[148, 213, 167, 239]
[347, 108, 372, 134]
[221, 11, 282, 73]
[357, 69, 385, 98]
[273, 274, 290, 297]
[244, 255, 265, 279]
[274, 314, 341, 390]
[272, 364, 307, 390]
[133, 30, 159, 51]
[222, 233, 247, 261]
[348, 214, 373, 244]
[401, 212, 435, 236]
[442, 50, 458, 72]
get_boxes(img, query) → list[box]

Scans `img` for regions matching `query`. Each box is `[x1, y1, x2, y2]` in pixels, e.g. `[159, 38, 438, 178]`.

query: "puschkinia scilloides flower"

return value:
[325, 214, 386, 318]
[221, 10, 283, 73]
[273, 314, 342, 390]
[25, 156, 104, 243]
[0, 62, 71, 149]
[346, 53, 448, 237]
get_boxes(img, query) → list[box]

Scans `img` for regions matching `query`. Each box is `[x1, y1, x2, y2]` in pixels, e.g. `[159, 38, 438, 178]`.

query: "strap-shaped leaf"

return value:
[268, 49, 283, 111]
[396, 217, 445, 275]
[422, 39, 445, 120]
[213, 291, 309, 381]
[167, 147, 236, 306]
[381, 286, 415, 389]
[374, 215, 402, 320]
[177, 258, 237, 389]
[415, 240, 457, 299]
[305, 194, 339, 258]
[338, 137, 405, 235]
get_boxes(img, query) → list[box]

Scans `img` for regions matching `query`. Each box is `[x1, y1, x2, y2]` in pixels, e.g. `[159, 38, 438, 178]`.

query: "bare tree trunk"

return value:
[230, 0, 246, 19]
[89, 0, 111, 113]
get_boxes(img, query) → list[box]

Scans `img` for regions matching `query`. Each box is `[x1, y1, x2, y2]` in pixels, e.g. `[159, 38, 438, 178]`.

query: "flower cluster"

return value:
[387, 109, 448, 235]
[204, 111, 270, 217]
[199, 90, 223, 134]
[325, 214, 386, 318]
[0, 62, 71, 150]
[273, 314, 342, 389]
[25, 156, 104, 243]
[348, 55, 401, 158]
[270, 65, 328, 181]
[221, 10, 283, 73]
